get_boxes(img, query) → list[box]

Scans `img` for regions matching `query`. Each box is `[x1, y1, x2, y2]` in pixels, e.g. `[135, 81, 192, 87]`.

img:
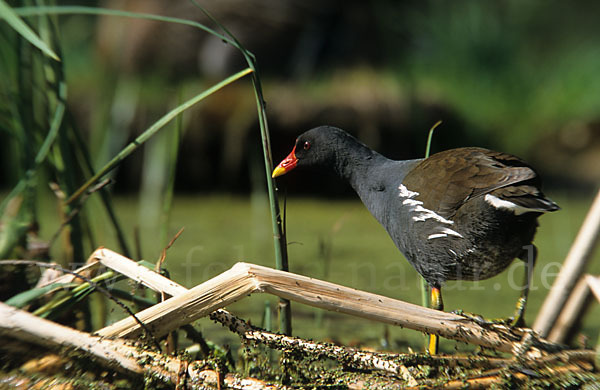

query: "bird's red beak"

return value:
[272, 146, 298, 178]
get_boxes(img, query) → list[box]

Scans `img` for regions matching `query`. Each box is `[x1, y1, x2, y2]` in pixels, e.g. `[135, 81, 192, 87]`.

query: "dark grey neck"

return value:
[330, 136, 417, 188]
[332, 142, 389, 185]
[332, 137, 416, 193]
[329, 138, 421, 225]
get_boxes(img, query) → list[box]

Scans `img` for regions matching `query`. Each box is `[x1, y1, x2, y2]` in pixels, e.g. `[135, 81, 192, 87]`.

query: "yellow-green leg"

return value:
[452, 246, 538, 327]
[428, 286, 443, 354]
[510, 245, 537, 327]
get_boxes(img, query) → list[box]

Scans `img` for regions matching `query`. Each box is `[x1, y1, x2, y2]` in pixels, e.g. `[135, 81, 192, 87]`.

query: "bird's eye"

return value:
[303, 141, 311, 150]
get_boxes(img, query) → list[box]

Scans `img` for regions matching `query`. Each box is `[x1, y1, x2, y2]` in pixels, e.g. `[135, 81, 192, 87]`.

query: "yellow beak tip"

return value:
[272, 166, 286, 178]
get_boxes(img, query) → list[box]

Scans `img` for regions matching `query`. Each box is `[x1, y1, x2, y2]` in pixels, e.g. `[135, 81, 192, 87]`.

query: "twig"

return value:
[156, 227, 184, 272]
[414, 361, 594, 390]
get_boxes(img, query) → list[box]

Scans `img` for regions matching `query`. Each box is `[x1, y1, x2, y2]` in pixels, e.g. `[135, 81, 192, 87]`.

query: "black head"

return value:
[272, 126, 353, 178]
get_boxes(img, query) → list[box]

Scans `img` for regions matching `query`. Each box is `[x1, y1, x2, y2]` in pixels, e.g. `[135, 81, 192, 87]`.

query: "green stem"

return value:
[421, 120, 442, 310]
[32, 270, 115, 316]
[250, 76, 292, 335]
[424, 120, 442, 160]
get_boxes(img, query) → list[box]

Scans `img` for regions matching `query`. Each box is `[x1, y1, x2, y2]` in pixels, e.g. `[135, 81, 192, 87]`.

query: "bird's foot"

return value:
[452, 310, 522, 327]
[509, 296, 527, 328]
[507, 314, 526, 328]
[451, 310, 492, 325]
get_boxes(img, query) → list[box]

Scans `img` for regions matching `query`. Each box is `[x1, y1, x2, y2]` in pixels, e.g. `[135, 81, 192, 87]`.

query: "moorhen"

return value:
[272, 126, 559, 354]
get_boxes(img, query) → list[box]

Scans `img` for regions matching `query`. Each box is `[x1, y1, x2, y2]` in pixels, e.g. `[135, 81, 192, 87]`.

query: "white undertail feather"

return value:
[484, 194, 546, 215]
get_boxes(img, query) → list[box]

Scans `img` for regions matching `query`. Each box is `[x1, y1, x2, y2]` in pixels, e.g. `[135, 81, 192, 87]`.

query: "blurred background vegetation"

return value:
[1, 0, 599, 352]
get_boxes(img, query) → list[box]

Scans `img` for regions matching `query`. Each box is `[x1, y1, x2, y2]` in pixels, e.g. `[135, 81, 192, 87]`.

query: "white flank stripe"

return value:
[399, 184, 455, 225]
[484, 194, 536, 215]
[412, 205, 454, 224]
[402, 198, 422, 206]
[398, 184, 419, 198]
[427, 227, 463, 240]
[427, 233, 447, 239]
[440, 227, 463, 238]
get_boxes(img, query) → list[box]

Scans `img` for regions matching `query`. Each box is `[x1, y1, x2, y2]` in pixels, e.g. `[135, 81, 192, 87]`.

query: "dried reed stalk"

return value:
[548, 277, 591, 343]
[534, 189, 600, 337]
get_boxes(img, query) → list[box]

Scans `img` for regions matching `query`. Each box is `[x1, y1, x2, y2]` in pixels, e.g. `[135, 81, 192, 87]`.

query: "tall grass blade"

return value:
[66, 67, 253, 205]
[68, 113, 132, 257]
[0, 0, 59, 61]
[13, 5, 235, 48]
[191, 0, 292, 335]
[0, 81, 64, 214]
[159, 97, 182, 249]
[5, 283, 71, 308]
[420, 121, 442, 308]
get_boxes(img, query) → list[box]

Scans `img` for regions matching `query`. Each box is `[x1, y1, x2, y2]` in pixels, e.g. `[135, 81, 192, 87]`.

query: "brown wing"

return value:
[402, 147, 538, 219]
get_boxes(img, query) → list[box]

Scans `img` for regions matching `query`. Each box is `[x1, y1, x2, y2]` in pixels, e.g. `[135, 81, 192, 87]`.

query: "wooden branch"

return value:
[95, 249, 418, 379]
[534, 189, 600, 337]
[0, 302, 283, 390]
[92, 248, 561, 355]
[547, 277, 591, 343]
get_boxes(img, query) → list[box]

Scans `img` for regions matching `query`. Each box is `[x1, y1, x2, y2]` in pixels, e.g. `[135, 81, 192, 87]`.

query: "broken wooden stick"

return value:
[92, 248, 561, 355]
[89, 249, 518, 380]
[91, 248, 416, 380]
